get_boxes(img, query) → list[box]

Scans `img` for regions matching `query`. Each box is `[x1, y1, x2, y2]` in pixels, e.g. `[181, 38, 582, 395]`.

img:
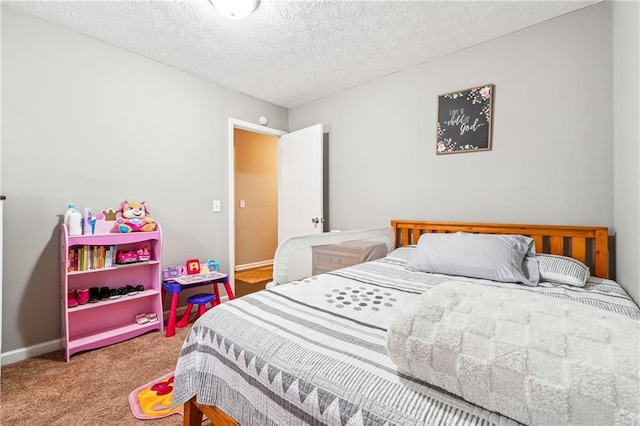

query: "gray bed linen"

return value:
[172, 246, 640, 425]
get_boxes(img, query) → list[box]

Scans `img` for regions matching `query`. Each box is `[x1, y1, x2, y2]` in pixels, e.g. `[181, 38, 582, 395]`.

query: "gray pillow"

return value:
[406, 232, 540, 286]
[536, 254, 590, 287]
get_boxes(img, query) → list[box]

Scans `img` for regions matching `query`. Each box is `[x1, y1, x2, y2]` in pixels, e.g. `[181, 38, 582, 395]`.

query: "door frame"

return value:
[227, 118, 286, 290]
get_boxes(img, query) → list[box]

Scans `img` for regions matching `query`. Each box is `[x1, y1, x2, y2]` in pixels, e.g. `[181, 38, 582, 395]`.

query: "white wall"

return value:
[1, 7, 287, 353]
[612, 0, 640, 303]
[290, 4, 614, 240]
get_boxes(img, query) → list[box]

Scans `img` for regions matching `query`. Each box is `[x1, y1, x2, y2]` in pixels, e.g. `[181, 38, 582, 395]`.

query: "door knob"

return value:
[312, 217, 320, 224]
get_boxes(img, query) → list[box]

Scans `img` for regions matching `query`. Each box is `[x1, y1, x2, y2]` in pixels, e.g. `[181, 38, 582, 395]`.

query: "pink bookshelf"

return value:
[60, 223, 164, 362]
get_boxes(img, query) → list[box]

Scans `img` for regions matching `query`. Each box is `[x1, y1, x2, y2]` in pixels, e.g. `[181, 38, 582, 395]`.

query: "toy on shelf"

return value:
[115, 200, 157, 233]
[163, 258, 223, 284]
[116, 250, 139, 265]
[115, 245, 152, 265]
[137, 245, 151, 262]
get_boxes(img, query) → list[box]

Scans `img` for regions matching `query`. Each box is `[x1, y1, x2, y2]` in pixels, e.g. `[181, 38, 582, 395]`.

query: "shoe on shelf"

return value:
[135, 313, 149, 324]
[88, 287, 100, 303]
[146, 312, 158, 322]
[126, 285, 137, 296]
[77, 288, 89, 305]
[109, 289, 120, 300]
[135, 284, 145, 293]
[68, 290, 78, 308]
[99, 287, 110, 301]
[118, 287, 128, 297]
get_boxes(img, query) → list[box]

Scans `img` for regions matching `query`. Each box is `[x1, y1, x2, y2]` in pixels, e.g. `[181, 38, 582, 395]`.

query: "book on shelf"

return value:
[67, 245, 119, 272]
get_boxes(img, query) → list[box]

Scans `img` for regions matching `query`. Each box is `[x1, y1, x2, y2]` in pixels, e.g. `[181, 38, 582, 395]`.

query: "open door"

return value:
[278, 124, 324, 242]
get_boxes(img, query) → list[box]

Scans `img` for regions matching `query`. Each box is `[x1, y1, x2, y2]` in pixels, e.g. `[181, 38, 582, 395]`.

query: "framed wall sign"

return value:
[436, 84, 494, 155]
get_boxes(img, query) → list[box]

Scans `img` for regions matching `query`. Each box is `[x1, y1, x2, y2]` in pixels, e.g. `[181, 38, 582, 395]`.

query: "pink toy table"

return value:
[161, 272, 234, 337]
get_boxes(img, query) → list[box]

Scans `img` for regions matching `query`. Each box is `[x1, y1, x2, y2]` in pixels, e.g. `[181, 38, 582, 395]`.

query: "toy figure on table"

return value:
[115, 200, 157, 233]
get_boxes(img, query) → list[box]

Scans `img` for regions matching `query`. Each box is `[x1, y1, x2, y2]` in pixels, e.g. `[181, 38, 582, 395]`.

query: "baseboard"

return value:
[1, 338, 62, 366]
[235, 259, 273, 272]
[1, 297, 230, 366]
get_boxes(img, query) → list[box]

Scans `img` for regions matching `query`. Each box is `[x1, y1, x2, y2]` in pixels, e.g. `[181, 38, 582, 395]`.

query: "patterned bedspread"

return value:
[172, 247, 640, 425]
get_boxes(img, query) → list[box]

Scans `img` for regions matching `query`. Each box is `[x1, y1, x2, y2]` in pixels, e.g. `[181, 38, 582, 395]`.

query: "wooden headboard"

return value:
[391, 220, 609, 279]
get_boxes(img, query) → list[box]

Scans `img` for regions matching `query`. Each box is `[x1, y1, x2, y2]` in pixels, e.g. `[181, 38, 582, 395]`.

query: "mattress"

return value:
[172, 246, 640, 425]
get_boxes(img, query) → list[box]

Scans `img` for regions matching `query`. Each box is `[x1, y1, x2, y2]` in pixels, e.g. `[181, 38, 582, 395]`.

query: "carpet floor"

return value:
[0, 325, 208, 425]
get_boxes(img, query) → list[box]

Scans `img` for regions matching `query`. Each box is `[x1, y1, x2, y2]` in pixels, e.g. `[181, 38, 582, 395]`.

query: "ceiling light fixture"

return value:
[210, 0, 259, 20]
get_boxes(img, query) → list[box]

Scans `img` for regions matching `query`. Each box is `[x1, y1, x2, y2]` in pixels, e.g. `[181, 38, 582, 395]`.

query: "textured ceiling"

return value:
[5, 0, 599, 108]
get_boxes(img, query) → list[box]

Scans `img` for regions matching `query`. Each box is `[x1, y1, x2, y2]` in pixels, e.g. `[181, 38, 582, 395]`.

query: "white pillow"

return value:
[536, 254, 590, 287]
[406, 232, 540, 286]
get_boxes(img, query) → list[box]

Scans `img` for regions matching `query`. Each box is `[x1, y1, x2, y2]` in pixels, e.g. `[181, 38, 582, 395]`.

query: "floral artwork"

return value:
[436, 84, 494, 155]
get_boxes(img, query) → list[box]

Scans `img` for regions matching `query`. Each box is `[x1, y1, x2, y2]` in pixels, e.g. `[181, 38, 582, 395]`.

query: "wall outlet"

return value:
[240, 200, 246, 208]
[213, 200, 221, 212]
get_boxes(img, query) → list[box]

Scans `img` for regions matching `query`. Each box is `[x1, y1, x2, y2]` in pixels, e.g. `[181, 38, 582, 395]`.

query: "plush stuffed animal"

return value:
[115, 200, 157, 233]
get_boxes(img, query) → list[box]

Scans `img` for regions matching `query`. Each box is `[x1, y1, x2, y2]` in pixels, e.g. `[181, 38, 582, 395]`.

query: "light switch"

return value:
[213, 200, 221, 212]
[240, 200, 246, 208]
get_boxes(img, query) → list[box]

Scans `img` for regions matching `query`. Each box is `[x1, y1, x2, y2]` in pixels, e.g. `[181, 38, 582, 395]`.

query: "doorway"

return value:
[228, 119, 286, 297]
[233, 128, 279, 297]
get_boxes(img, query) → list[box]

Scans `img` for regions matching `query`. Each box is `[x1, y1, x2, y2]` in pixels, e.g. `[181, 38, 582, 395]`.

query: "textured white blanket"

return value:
[387, 280, 640, 425]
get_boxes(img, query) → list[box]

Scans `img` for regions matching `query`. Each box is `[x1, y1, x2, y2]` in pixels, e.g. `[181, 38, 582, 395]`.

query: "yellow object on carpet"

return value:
[235, 266, 273, 284]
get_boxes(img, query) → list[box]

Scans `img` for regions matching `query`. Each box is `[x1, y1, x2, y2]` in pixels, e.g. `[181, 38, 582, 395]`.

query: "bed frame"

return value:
[391, 220, 609, 279]
[181, 220, 610, 425]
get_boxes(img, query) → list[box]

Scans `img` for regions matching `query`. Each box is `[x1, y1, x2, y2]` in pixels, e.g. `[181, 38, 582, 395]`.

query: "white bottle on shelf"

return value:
[63, 203, 75, 226]
[65, 203, 83, 236]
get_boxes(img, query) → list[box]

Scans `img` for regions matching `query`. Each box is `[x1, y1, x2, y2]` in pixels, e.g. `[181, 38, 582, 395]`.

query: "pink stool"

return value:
[176, 293, 217, 328]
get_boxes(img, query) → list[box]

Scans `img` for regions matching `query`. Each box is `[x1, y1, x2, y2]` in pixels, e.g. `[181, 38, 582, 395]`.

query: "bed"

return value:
[173, 221, 640, 426]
